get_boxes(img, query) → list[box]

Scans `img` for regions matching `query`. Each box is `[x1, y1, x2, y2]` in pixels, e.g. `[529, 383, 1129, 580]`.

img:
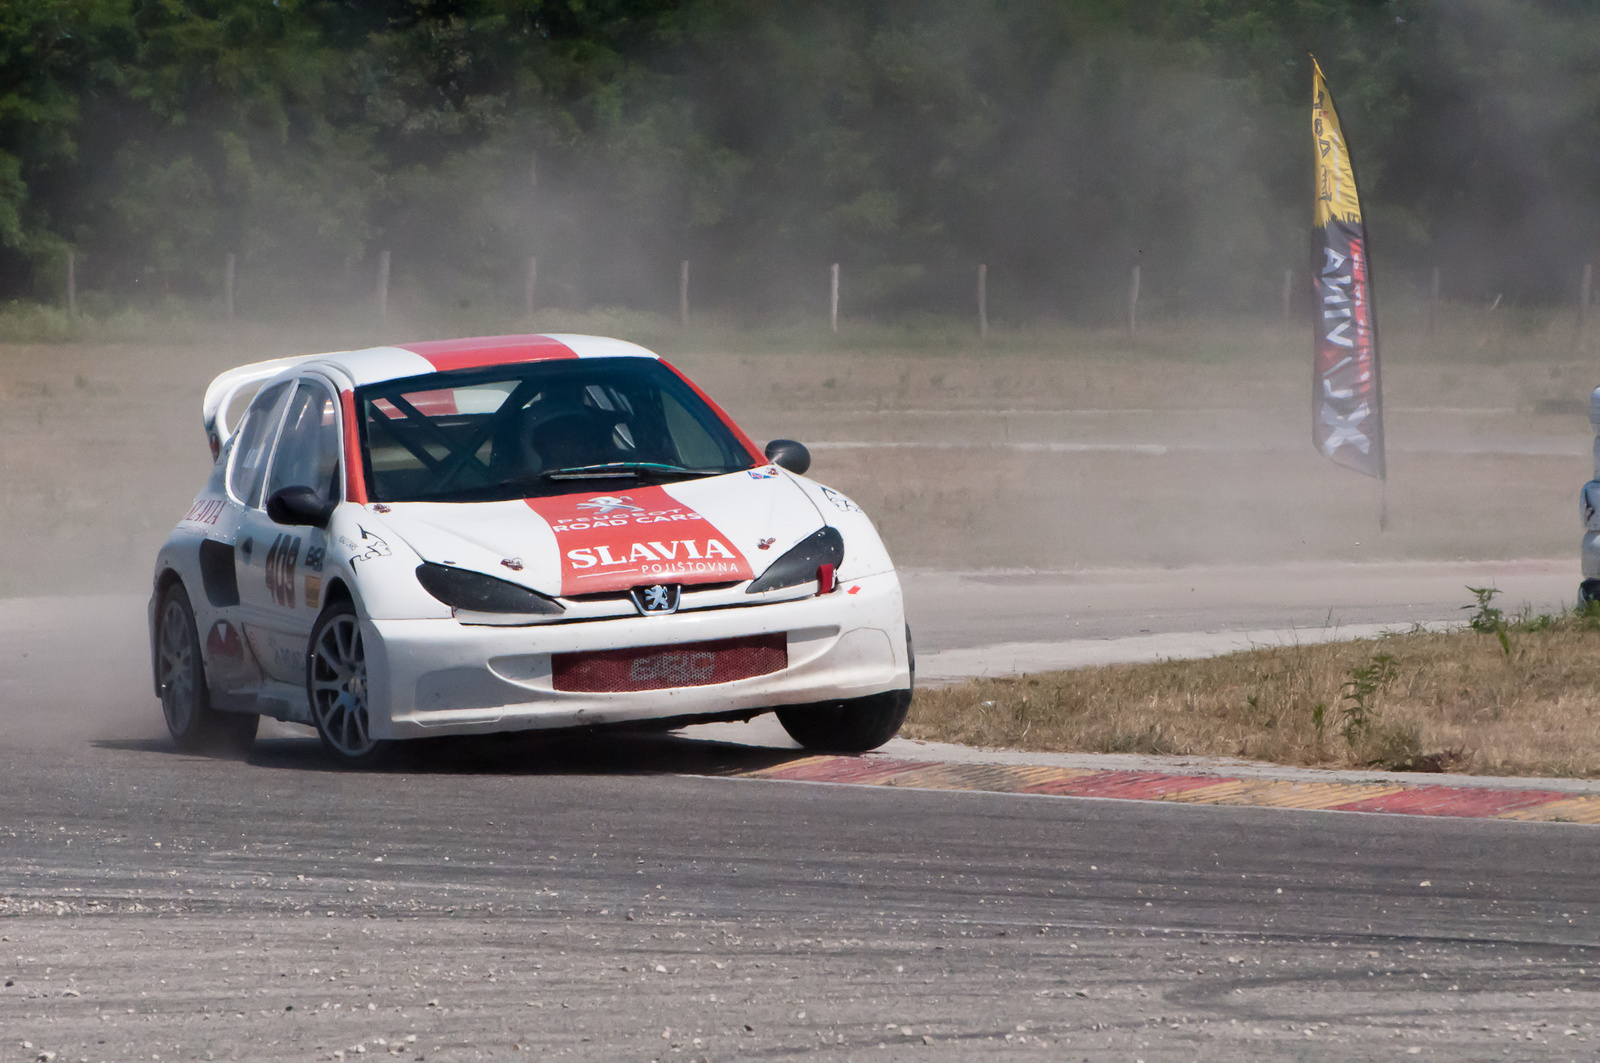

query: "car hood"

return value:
[370, 468, 826, 597]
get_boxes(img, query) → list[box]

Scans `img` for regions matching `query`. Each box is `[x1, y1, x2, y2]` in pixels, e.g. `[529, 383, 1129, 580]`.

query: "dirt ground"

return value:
[5, 318, 1600, 1063]
[0, 319, 1591, 597]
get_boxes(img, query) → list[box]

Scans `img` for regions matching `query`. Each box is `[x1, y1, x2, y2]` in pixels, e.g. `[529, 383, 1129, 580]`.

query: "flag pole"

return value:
[1339, 55, 1390, 534]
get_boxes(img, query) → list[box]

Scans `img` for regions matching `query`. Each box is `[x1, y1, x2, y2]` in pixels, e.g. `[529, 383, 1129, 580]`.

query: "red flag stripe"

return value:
[399, 334, 579, 373]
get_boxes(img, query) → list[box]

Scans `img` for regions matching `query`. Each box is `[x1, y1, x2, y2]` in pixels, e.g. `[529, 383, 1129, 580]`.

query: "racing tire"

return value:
[155, 584, 258, 757]
[907, 622, 915, 685]
[776, 688, 912, 754]
[306, 599, 392, 768]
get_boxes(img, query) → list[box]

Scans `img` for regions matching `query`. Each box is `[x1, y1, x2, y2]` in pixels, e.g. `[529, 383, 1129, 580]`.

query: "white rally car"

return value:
[150, 334, 913, 764]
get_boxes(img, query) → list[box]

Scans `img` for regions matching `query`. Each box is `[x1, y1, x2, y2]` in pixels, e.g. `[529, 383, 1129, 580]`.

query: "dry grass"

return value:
[906, 612, 1600, 778]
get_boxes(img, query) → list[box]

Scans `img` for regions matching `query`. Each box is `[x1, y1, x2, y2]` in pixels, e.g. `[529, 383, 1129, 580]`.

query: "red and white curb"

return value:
[731, 756, 1600, 824]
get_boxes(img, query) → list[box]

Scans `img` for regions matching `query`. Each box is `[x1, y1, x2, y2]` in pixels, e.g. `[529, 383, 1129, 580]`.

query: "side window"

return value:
[226, 381, 293, 508]
[266, 382, 342, 504]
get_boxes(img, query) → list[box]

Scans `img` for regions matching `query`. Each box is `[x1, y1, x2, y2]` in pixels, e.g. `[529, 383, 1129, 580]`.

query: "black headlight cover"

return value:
[745, 526, 844, 594]
[416, 563, 565, 614]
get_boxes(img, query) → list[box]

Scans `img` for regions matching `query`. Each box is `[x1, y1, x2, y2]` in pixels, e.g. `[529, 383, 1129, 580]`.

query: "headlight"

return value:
[415, 563, 565, 614]
[746, 527, 844, 594]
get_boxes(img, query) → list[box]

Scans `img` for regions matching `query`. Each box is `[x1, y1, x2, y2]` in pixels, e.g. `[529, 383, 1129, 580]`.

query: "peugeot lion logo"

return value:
[631, 583, 681, 616]
[577, 495, 643, 516]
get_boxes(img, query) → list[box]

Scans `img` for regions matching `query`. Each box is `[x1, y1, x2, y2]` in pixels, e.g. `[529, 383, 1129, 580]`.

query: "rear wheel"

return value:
[155, 584, 258, 757]
[776, 689, 911, 753]
[307, 600, 391, 767]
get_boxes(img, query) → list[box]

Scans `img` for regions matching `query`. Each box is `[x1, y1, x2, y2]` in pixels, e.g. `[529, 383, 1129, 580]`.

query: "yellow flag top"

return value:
[1312, 57, 1362, 229]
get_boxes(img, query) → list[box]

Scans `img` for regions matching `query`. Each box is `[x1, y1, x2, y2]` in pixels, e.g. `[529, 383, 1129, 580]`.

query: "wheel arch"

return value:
[154, 566, 185, 601]
[321, 575, 355, 611]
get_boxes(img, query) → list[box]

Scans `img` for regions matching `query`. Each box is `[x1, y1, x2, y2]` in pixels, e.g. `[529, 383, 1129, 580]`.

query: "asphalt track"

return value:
[4, 563, 1599, 1061]
[907, 558, 1575, 677]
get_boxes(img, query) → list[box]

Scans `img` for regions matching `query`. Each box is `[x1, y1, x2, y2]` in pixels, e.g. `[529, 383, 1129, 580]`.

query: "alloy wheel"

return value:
[158, 596, 199, 736]
[309, 611, 377, 759]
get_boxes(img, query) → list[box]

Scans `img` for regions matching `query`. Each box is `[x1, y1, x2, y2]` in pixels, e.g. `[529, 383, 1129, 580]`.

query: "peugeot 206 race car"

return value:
[150, 334, 913, 765]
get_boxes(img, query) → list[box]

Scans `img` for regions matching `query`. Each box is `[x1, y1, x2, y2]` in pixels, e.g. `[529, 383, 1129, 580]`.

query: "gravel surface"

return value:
[4, 735, 1600, 1062]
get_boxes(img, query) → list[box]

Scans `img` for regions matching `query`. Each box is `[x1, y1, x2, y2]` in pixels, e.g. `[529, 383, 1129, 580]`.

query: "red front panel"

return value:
[552, 633, 786, 693]
[524, 484, 754, 595]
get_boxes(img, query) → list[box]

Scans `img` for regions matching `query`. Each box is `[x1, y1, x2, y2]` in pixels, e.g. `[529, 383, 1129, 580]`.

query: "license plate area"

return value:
[551, 633, 787, 693]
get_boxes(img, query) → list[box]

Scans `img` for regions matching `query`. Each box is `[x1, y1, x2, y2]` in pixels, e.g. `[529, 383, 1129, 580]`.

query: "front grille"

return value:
[551, 633, 786, 693]
[564, 580, 742, 604]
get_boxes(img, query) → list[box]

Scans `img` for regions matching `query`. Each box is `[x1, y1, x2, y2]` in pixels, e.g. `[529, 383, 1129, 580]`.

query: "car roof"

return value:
[313, 334, 660, 387]
[204, 334, 670, 447]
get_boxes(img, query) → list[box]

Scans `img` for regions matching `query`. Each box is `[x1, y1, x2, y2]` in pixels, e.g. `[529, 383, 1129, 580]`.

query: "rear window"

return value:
[356, 358, 755, 503]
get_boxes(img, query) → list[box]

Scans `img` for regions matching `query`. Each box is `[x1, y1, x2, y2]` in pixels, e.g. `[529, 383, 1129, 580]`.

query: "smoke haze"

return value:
[1, 0, 1596, 602]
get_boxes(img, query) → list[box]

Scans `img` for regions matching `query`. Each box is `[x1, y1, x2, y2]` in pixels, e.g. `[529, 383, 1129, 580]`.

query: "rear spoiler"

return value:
[201, 355, 319, 460]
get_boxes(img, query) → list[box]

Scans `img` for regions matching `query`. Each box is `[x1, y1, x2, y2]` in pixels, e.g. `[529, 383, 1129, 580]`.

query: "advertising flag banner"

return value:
[1310, 57, 1385, 480]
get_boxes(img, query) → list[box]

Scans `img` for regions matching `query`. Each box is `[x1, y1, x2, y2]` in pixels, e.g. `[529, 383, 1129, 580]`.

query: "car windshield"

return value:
[356, 357, 756, 503]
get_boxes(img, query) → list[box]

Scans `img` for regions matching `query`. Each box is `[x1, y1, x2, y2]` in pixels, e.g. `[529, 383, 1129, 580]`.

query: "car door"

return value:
[202, 378, 294, 704]
[235, 378, 342, 685]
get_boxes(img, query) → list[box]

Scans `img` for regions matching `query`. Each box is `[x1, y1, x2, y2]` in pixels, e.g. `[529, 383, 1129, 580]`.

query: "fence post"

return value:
[376, 249, 391, 327]
[524, 256, 538, 314]
[1282, 268, 1292, 323]
[225, 252, 236, 325]
[67, 251, 76, 319]
[679, 260, 690, 329]
[830, 262, 840, 333]
[978, 264, 988, 339]
[1127, 264, 1141, 338]
[1427, 266, 1440, 335]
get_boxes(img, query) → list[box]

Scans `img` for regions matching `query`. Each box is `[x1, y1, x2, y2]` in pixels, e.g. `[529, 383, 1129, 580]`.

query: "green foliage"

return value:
[1339, 651, 1397, 744]
[1464, 585, 1511, 654]
[3, 1, 1600, 317]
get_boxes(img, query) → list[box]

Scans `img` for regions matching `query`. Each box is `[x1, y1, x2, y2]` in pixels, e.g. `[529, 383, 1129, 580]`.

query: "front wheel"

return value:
[307, 600, 391, 767]
[776, 689, 912, 754]
[155, 584, 258, 757]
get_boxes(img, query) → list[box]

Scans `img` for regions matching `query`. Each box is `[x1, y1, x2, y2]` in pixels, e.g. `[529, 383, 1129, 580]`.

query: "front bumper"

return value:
[366, 570, 909, 740]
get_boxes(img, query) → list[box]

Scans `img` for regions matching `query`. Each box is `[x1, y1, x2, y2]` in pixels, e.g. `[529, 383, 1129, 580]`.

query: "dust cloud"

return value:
[3, 1, 1598, 742]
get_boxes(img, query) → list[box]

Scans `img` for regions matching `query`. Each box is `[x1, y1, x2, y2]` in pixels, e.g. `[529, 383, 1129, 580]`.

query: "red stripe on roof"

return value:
[399, 334, 579, 372]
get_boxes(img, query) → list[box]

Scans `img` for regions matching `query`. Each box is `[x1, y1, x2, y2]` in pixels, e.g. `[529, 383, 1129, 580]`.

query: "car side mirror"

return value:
[266, 485, 334, 529]
[765, 439, 811, 476]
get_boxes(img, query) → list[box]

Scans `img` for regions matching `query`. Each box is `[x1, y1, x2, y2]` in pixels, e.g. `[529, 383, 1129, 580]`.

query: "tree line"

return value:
[3, 0, 1599, 323]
